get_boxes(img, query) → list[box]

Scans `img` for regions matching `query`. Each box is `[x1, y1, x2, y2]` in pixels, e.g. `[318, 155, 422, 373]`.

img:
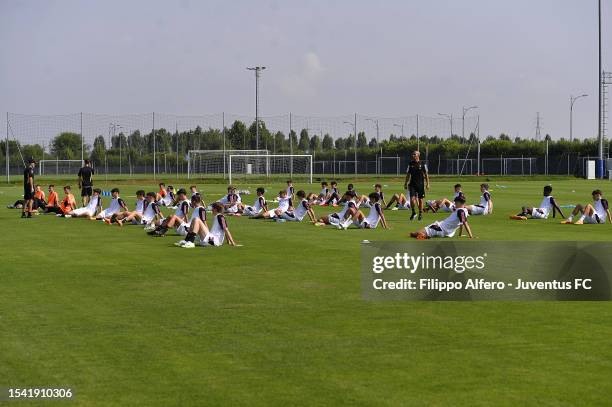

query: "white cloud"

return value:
[280, 52, 324, 98]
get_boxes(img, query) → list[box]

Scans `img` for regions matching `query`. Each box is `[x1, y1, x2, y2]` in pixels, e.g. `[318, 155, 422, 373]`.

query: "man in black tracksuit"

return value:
[403, 151, 429, 221]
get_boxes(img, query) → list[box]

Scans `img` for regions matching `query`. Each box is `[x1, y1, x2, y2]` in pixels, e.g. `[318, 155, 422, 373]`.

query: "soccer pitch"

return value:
[1, 177, 611, 406]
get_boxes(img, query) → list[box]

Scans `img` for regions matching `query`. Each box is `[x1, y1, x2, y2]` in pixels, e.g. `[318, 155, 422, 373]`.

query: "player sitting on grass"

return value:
[44, 185, 60, 213]
[177, 202, 236, 248]
[68, 188, 102, 218]
[315, 191, 357, 226]
[244, 187, 268, 217]
[315, 181, 329, 203]
[113, 190, 146, 225]
[511, 185, 564, 220]
[218, 185, 244, 215]
[95, 188, 128, 223]
[410, 195, 474, 239]
[467, 183, 493, 216]
[176, 193, 207, 237]
[149, 188, 190, 236]
[339, 192, 389, 230]
[561, 189, 611, 225]
[157, 184, 176, 207]
[253, 190, 292, 219]
[321, 181, 340, 206]
[189, 185, 199, 198]
[46, 186, 77, 216]
[7, 184, 46, 210]
[281, 190, 316, 222]
[141, 192, 164, 229]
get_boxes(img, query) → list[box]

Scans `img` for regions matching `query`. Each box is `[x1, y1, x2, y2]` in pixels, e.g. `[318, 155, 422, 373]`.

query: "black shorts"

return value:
[81, 186, 93, 197]
[408, 184, 425, 199]
[23, 186, 34, 200]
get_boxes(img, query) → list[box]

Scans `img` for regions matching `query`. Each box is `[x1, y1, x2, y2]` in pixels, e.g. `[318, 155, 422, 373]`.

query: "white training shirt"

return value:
[209, 213, 228, 245]
[537, 196, 557, 217]
[251, 196, 267, 212]
[276, 195, 292, 212]
[106, 196, 126, 215]
[175, 199, 190, 219]
[286, 185, 294, 197]
[336, 199, 356, 218]
[292, 198, 310, 221]
[142, 201, 161, 223]
[85, 195, 101, 213]
[135, 198, 145, 214]
[594, 198, 609, 222]
[438, 207, 469, 237]
[364, 202, 383, 228]
[188, 205, 206, 225]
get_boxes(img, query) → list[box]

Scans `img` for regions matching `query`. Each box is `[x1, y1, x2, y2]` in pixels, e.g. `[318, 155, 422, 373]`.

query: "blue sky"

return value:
[0, 0, 609, 140]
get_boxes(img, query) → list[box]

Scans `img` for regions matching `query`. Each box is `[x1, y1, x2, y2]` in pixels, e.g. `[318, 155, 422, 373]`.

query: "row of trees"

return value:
[1, 119, 608, 168]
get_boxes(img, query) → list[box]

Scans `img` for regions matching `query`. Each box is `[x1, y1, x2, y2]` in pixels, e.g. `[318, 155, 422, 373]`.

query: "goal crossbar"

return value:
[39, 159, 84, 175]
[187, 149, 269, 179]
[228, 154, 313, 184]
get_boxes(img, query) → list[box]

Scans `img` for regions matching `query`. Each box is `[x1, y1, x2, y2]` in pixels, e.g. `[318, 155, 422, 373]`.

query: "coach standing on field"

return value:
[78, 159, 95, 206]
[403, 150, 429, 221]
[22, 159, 36, 218]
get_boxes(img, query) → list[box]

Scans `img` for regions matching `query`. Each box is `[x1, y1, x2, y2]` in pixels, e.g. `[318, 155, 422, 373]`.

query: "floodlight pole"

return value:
[344, 120, 357, 175]
[570, 94, 588, 142]
[393, 123, 404, 139]
[367, 118, 380, 173]
[247, 66, 266, 150]
[462, 106, 478, 142]
[598, 0, 603, 177]
[80, 112, 84, 164]
[5, 112, 9, 183]
[438, 113, 453, 138]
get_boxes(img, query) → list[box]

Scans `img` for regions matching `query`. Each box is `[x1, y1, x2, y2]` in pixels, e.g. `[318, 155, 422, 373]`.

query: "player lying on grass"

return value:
[149, 188, 190, 236]
[218, 185, 244, 215]
[244, 187, 268, 217]
[281, 190, 316, 222]
[410, 195, 474, 239]
[94, 188, 128, 223]
[7, 184, 46, 210]
[510, 185, 564, 220]
[315, 190, 357, 226]
[252, 189, 292, 219]
[467, 183, 493, 216]
[156, 183, 176, 207]
[113, 190, 146, 226]
[423, 184, 462, 213]
[46, 186, 77, 216]
[561, 189, 611, 225]
[176, 202, 236, 248]
[68, 188, 102, 218]
[338, 192, 389, 230]
[385, 192, 411, 210]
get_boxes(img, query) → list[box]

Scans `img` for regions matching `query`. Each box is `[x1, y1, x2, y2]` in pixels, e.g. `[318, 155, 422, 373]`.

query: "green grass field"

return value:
[1, 176, 612, 406]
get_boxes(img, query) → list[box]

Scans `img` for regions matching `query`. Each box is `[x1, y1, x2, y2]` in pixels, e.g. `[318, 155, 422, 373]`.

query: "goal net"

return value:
[187, 150, 269, 179]
[378, 156, 401, 175]
[228, 154, 313, 184]
[39, 160, 83, 176]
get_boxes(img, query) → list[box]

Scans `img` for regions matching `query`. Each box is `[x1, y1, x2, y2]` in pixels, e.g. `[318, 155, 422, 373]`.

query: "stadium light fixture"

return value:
[246, 66, 266, 150]
[569, 94, 588, 142]
[393, 123, 404, 139]
[462, 106, 478, 141]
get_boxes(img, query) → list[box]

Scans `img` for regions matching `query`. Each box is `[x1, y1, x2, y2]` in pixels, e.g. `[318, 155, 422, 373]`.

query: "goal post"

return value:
[187, 149, 269, 179]
[228, 154, 313, 184]
[39, 160, 83, 176]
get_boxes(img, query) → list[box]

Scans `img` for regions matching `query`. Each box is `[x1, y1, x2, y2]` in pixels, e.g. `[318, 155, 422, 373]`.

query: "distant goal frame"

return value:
[228, 154, 313, 184]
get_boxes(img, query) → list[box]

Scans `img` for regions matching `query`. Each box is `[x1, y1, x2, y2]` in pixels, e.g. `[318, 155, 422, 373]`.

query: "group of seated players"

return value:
[11, 179, 611, 245]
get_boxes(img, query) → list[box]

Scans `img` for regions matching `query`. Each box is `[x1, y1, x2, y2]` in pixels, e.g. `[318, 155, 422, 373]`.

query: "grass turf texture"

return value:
[1, 177, 611, 406]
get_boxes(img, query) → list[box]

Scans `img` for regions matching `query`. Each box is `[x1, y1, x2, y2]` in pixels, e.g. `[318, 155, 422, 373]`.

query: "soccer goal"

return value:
[39, 160, 83, 176]
[447, 158, 476, 175]
[378, 156, 401, 175]
[187, 149, 269, 179]
[503, 157, 537, 175]
[228, 154, 313, 184]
